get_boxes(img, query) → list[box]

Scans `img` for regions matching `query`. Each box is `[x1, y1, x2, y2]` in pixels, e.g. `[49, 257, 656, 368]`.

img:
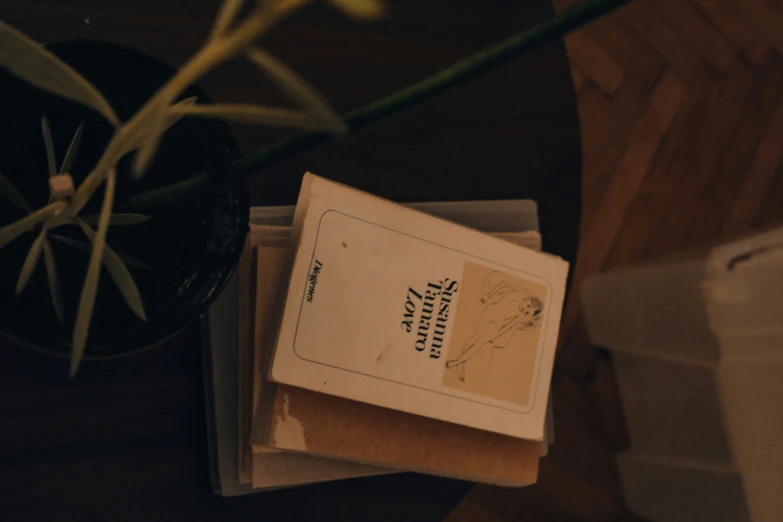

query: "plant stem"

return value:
[71, 0, 309, 215]
[127, 0, 634, 210]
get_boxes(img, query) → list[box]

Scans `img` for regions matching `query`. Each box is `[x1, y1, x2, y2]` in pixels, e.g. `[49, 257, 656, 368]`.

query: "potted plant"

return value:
[0, 0, 382, 376]
[0, 0, 631, 377]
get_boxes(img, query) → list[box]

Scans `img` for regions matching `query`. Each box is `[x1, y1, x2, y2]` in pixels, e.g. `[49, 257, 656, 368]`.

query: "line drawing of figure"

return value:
[445, 271, 544, 382]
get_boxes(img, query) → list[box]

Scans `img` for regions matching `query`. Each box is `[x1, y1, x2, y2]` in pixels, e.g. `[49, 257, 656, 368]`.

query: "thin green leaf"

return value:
[60, 123, 84, 174]
[174, 96, 199, 109]
[75, 218, 147, 321]
[132, 0, 309, 179]
[245, 47, 345, 133]
[0, 20, 119, 126]
[42, 238, 64, 324]
[211, 0, 245, 39]
[41, 116, 56, 178]
[70, 170, 116, 378]
[49, 233, 152, 270]
[0, 173, 33, 213]
[132, 101, 170, 178]
[80, 213, 152, 227]
[0, 201, 66, 250]
[15, 227, 46, 295]
[327, 0, 384, 19]
[132, 94, 200, 178]
[170, 103, 327, 129]
[120, 97, 197, 157]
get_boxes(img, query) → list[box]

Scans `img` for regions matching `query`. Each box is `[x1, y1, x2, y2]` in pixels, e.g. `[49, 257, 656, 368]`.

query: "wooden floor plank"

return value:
[559, 73, 686, 353]
[753, 160, 783, 228]
[588, 351, 630, 452]
[581, 14, 665, 90]
[723, 95, 783, 235]
[577, 88, 619, 180]
[572, 66, 589, 94]
[619, 1, 700, 82]
[683, 51, 783, 245]
[734, 0, 783, 55]
[639, 59, 755, 258]
[547, 415, 624, 501]
[599, 67, 712, 269]
[536, 451, 626, 522]
[581, 78, 651, 219]
[555, 0, 671, 90]
[691, 0, 771, 65]
[565, 31, 625, 94]
[653, 0, 737, 72]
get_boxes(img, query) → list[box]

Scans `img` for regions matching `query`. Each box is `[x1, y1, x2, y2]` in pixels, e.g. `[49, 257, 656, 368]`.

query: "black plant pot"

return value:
[0, 40, 249, 358]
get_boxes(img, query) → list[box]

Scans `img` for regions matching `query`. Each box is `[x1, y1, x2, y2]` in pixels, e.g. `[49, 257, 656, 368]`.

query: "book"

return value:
[251, 231, 549, 487]
[204, 260, 387, 497]
[239, 229, 392, 488]
[204, 196, 549, 495]
[267, 173, 568, 440]
[237, 225, 542, 484]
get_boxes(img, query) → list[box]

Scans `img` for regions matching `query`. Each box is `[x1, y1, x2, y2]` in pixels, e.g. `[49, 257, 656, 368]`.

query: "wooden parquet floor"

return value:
[447, 0, 783, 520]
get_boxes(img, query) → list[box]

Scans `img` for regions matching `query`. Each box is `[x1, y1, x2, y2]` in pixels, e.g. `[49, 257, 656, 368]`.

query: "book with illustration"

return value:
[268, 173, 568, 441]
[202, 180, 561, 495]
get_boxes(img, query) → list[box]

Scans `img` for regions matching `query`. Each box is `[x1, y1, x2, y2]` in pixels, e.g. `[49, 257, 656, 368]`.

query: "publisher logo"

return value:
[306, 260, 323, 303]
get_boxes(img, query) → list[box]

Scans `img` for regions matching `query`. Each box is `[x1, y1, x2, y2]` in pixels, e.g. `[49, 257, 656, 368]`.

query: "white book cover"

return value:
[268, 173, 568, 440]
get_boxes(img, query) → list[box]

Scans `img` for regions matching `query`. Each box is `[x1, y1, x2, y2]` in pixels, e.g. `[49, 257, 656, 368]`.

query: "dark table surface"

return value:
[0, 1, 580, 521]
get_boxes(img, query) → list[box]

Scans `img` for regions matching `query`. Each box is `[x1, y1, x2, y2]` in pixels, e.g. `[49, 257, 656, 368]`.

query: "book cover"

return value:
[253, 231, 547, 487]
[269, 173, 568, 440]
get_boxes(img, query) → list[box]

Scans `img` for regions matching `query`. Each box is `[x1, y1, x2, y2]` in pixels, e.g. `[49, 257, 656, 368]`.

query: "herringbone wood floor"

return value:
[447, 0, 783, 520]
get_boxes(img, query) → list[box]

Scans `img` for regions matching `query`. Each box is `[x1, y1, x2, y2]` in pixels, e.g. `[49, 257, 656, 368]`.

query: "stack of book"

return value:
[203, 173, 568, 496]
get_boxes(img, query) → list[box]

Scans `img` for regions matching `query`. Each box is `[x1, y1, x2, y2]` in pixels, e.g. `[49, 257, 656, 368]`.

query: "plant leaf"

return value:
[170, 103, 326, 129]
[0, 20, 119, 126]
[80, 213, 152, 227]
[70, 170, 115, 378]
[0, 201, 66, 250]
[120, 97, 197, 157]
[0, 173, 33, 213]
[327, 0, 384, 19]
[245, 47, 345, 133]
[15, 227, 46, 295]
[60, 123, 84, 174]
[131, 94, 200, 178]
[132, 100, 170, 178]
[211, 0, 245, 39]
[75, 218, 147, 321]
[42, 238, 64, 324]
[49, 233, 152, 270]
[41, 116, 56, 178]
